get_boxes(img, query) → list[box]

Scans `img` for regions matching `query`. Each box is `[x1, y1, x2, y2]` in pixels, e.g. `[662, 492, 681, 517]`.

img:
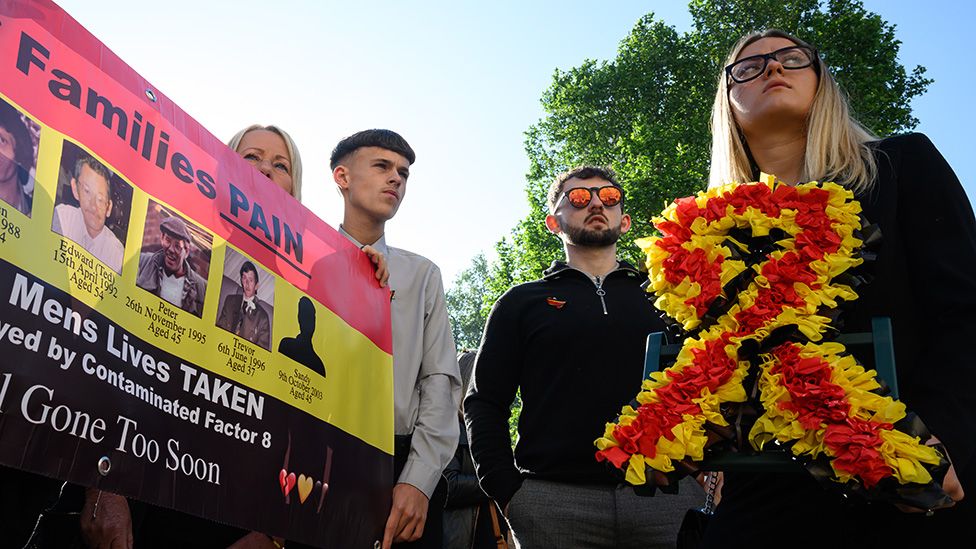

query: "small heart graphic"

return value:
[279, 469, 296, 497]
[297, 474, 313, 503]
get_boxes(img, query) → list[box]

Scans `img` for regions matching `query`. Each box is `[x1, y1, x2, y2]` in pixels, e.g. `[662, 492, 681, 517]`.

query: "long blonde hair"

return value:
[708, 29, 878, 195]
[228, 124, 304, 201]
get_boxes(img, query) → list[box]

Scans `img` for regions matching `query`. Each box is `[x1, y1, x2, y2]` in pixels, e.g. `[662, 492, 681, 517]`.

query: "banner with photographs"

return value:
[0, 1, 393, 545]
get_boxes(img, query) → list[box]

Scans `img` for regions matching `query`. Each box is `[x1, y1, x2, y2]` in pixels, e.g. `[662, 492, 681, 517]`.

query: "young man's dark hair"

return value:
[239, 260, 259, 284]
[0, 100, 35, 186]
[331, 128, 460, 549]
[546, 165, 622, 212]
[329, 129, 416, 170]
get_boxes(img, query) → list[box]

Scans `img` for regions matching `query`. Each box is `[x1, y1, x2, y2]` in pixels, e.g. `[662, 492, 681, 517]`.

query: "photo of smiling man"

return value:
[136, 201, 212, 317]
[51, 143, 132, 274]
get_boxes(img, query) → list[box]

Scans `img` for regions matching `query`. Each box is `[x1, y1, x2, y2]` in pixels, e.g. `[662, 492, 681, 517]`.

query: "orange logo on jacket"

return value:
[546, 297, 566, 309]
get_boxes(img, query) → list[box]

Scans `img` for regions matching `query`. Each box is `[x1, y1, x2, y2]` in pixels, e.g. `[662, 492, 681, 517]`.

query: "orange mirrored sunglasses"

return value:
[560, 185, 624, 209]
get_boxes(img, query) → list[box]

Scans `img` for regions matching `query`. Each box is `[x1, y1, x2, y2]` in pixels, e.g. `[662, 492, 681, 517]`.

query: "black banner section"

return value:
[0, 258, 391, 546]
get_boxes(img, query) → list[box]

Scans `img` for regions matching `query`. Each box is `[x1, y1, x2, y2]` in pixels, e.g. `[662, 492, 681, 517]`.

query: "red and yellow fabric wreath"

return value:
[594, 175, 943, 494]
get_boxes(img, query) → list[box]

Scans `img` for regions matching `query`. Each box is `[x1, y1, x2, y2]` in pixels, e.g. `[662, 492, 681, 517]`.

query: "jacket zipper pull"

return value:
[595, 276, 608, 315]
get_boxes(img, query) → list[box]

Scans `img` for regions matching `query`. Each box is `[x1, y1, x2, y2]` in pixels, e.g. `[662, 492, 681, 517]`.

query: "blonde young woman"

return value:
[700, 29, 975, 547]
[80, 125, 387, 549]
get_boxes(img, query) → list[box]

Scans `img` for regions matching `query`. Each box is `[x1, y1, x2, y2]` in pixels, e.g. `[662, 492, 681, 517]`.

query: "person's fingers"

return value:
[386, 483, 429, 543]
[408, 514, 425, 541]
[393, 506, 414, 541]
[943, 463, 965, 503]
[382, 507, 402, 549]
[393, 516, 420, 543]
[394, 526, 413, 543]
[103, 532, 123, 549]
[927, 436, 965, 503]
[373, 260, 389, 285]
[362, 245, 381, 265]
[360, 245, 390, 287]
[393, 501, 426, 542]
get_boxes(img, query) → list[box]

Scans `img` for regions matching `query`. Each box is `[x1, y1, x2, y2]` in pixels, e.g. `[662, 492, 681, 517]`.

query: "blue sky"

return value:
[52, 0, 976, 287]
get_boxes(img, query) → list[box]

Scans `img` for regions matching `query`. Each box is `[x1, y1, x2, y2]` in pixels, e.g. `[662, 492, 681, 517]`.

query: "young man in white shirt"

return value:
[330, 129, 461, 549]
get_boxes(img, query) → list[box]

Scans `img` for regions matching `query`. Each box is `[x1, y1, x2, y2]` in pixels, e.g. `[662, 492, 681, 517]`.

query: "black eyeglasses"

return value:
[725, 46, 818, 84]
[557, 185, 623, 209]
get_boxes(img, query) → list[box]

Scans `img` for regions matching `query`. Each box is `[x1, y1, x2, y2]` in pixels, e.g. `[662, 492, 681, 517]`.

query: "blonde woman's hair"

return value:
[708, 29, 878, 195]
[228, 124, 303, 201]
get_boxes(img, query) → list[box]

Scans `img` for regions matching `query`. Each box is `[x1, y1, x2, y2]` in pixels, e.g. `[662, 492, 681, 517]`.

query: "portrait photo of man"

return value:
[0, 96, 40, 218]
[136, 202, 212, 317]
[216, 248, 274, 350]
[51, 144, 132, 274]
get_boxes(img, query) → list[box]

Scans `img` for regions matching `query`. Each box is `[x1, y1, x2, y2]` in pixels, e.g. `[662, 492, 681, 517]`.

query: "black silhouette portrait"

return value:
[278, 296, 325, 377]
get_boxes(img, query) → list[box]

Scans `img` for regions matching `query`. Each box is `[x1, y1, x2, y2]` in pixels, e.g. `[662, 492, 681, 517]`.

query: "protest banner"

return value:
[0, 1, 393, 545]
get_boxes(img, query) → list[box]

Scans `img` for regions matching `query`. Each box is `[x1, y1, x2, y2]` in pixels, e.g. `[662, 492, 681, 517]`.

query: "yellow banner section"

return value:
[1, 96, 393, 454]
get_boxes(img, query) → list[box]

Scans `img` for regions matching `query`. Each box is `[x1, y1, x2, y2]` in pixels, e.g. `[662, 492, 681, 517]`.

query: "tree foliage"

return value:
[445, 253, 491, 350]
[443, 0, 928, 453]
[445, 0, 930, 356]
[478, 0, 930, 303]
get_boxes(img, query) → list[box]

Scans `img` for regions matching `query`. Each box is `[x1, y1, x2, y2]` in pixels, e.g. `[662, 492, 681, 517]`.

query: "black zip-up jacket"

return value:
[464, 260, 666, 506]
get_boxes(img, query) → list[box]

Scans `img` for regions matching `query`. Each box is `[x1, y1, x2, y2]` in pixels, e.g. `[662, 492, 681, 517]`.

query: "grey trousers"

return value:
[505, 477, 703, 549]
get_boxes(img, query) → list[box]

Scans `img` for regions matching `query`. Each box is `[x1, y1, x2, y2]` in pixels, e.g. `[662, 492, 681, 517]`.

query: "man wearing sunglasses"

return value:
[465, 166, 703, 548]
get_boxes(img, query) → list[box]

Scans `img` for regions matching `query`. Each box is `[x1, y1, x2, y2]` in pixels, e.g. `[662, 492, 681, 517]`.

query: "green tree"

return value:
[489, 0, 929, 289]
[461, 0, 929, 449]
[445, 253, 491, 350]
[446, 252, 522, 446]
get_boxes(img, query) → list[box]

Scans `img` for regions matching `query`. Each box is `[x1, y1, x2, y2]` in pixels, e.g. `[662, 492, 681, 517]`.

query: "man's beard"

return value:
[560, 219, 621, 248]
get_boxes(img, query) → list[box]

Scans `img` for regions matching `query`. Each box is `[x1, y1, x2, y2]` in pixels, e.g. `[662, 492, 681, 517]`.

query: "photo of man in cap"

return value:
[136, 209, 209, 316]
